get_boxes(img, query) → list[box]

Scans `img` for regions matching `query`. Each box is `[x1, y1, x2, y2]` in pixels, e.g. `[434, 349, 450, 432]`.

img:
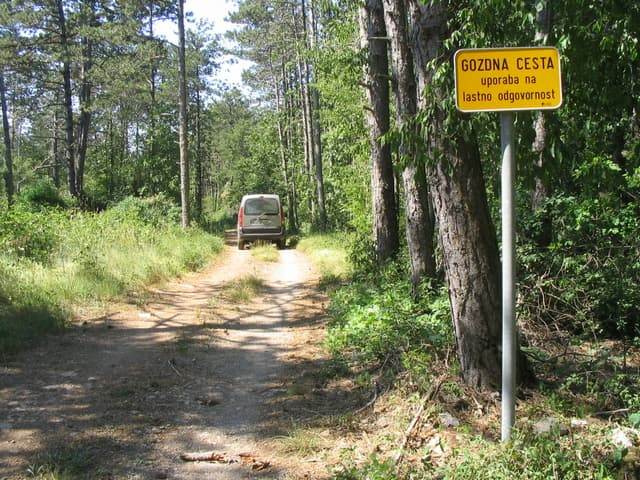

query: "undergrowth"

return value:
[0, 194, 222, 355]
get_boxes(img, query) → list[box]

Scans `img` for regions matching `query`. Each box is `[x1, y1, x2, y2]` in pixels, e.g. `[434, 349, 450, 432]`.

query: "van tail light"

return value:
[280, 207, 285, 225]
[238, 207, 244, 228]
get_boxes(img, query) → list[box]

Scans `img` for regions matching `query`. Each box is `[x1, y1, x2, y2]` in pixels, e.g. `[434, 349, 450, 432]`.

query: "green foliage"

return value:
[438, 431, 617, 480]
[0, 197, 222, 355]
[0, 206, 65, 263]
[332, 455, 396, 480]
[109, 194, 181, 227]
[297, 234, 351, 287]
[18, 180, 70, 209]
[326, 263, 452, 364]
[520, 194, 640, 337]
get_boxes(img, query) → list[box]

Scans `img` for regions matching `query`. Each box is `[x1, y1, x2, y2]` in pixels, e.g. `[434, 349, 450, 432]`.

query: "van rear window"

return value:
[244, 198, 279, 215]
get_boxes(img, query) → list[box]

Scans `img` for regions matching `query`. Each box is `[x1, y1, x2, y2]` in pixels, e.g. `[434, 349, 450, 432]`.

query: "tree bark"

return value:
[56, 0, 77, 197]
[358, 0, 399, 263]
[195, 66, 203, 221]
[149, 0, 158, 164]
[305, 0, 327, 230]
[0, 72, 13, 205]
[76, 1, 95, 197]
[274, 66, 297, 232]
[383, 0, 435, 288]
[177, 0, 190, 228]
[531, 0, 552, 246]
[51, 105, 60, 188]
[409, 0, 532, 389]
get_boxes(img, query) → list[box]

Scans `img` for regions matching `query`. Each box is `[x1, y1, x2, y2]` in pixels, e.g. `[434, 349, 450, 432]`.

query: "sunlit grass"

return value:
[277, 427, 327, 457]
[297, 234, 351, 286]
[0, 213, 223, 356]
[220, 274, 265, 303]
[251, 242, 279, 262]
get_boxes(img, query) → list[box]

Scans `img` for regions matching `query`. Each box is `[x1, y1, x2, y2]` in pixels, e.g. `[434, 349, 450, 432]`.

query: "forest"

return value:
[1, 0, 639, 478]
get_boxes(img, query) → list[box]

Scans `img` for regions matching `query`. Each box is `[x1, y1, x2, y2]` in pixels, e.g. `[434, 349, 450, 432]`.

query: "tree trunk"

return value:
[383, 0, 435, 288]
[56, 0, 77, 197]
[177, 0, 190, 228]
[149, 0, 158, 163]
[195, 68, 203, 221]
[274, 68, 296, 232]
[0, 72, 13, 205]
[358, 0, 399, 263]
[108, 112, 115, 197]
[409, 0, 532, 389]
[531, 0, 552, 247]
[305, 0, 327, 230]
[76, 6, 94, 197]
[51, 106, 60, 188]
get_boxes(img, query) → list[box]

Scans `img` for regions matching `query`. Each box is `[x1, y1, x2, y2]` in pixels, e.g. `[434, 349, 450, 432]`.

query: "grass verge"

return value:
[297, 233, 351, 287]
[0, 197, 222, 356]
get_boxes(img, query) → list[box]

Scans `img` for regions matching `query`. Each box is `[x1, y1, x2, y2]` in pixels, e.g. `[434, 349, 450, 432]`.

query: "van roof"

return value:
[241, 194, 280, 201]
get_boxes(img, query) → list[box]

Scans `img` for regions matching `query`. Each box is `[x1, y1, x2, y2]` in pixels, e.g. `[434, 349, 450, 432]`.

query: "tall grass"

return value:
[297, 234, 351, 285]
[0, 196, 222, 355]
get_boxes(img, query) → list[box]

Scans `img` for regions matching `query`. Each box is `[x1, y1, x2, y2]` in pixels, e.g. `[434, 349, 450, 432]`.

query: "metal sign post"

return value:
[453, 46, 563, 442]
[500, 112, 516, 441]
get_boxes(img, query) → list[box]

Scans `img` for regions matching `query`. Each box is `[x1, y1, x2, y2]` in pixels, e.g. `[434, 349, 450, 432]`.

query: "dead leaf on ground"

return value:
[239, 452, 272, 471]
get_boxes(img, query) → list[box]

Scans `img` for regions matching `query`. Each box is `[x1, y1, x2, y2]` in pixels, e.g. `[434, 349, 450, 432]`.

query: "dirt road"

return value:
[0, 237, 328, 479]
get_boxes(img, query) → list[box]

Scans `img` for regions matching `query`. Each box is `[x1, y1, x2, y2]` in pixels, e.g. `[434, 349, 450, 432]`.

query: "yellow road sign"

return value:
[454, 47, 562, 112]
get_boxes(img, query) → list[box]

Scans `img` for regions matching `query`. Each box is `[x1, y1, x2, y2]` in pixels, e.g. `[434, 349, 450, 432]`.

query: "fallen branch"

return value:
[180, 451, 271, 471]
[355, 380, 379, 414]
[394, 376, 445, 471]
[180, 451, 229, 462]
[168, 359, 182, 377]
[593, 408, 630, 418]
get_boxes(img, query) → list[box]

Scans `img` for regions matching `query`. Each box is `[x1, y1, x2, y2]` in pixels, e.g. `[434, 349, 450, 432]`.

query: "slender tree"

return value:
[0, 71, 13, 205]
[177, 0, 189, 227]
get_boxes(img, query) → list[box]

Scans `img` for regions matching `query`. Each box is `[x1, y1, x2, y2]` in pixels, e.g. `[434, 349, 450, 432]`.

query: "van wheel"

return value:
[276, 239, 285, 250]
[238, 240, 245, 250]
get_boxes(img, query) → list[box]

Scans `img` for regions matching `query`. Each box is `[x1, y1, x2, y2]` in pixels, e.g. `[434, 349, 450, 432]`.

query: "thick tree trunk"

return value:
[56, 0, 77, 197]
[531, 0, 552, 246]
[409, 0, 532, 389]
[383, 0, 435, 288]
[358, 0, 399, 263]
[177, 0, 190, 228]
[0, 72, 13, 205]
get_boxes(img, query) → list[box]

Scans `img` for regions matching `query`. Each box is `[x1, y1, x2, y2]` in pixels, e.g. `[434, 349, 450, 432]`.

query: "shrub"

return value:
[438, 430, 618, 480]
[109, 194, 181, 227]
[0, 207, 65, 263]
[326, 263, 452, 364]
[0, 201, 222, 355]
[519, 194, 640, 338]
[19, 180, 69, 209]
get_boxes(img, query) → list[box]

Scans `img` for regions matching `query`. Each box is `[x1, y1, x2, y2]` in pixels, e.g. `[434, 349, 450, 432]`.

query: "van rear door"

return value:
[242, 197, 282, 232]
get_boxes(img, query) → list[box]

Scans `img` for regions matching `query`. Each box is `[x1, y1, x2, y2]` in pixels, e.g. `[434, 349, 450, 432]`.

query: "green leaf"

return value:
[629, 413, 640, 428]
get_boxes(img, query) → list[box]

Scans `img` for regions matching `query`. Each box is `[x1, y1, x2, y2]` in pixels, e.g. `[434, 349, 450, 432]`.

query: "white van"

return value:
[237, 194, 286, 250]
